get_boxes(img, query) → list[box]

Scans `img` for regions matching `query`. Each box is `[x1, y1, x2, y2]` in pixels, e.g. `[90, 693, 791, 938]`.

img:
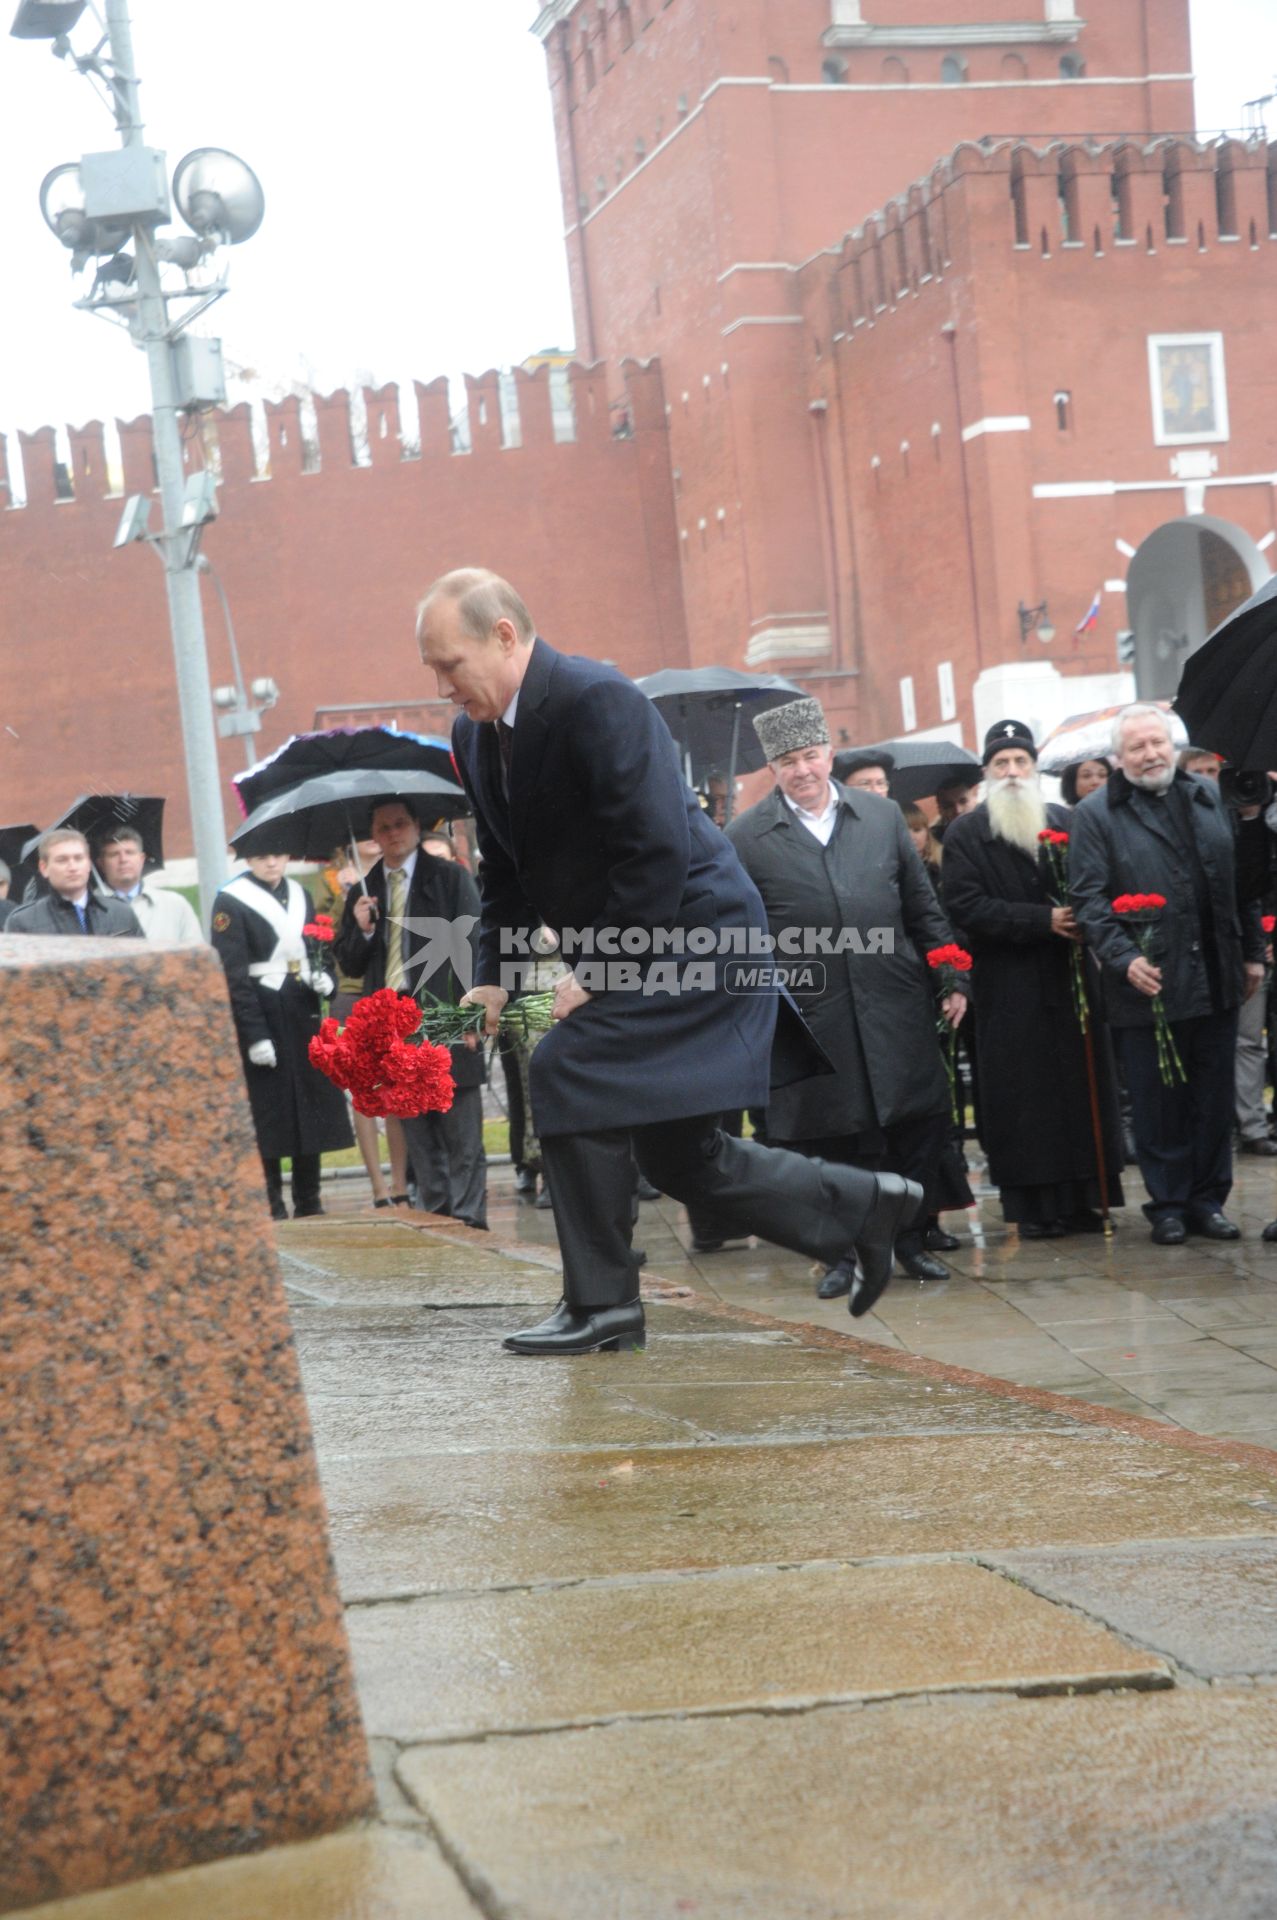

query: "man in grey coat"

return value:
[729, 698, 966, 1295]
[95, 827, 204, 944]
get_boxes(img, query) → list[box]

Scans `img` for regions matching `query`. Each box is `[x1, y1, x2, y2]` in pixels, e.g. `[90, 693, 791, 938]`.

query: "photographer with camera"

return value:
[1070, 706, 1266, 1245]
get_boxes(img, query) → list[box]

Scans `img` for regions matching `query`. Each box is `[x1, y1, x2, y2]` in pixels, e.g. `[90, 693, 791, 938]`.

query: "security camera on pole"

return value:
[12, 0, 266, 927]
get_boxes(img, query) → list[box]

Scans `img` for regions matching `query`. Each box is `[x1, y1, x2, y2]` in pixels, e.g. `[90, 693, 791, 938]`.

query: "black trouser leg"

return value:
[881, 1109, 949, 1253]
[498, 1033, 528, 1170]
[291, 1153, 322, 1215]
[684, 1110, 743, 1243]
[1185, 1008, 1238, 1214]
[539, 1128, 641, 1311]
[262, 1155, 284, 1211]
[634, 1115, 879, 1266]
[1116, 1010, 1236, 1220]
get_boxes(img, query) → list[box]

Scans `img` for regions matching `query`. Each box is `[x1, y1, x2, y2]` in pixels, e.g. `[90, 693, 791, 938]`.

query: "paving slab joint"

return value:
[382, 1670, 1175, 1752]
[391, 1754, 510, 1920]
[974, 1555, 1214, 1687]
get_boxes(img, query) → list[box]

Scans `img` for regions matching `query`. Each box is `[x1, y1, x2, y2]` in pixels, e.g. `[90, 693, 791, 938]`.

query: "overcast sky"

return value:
[0, 0, 1272, 459]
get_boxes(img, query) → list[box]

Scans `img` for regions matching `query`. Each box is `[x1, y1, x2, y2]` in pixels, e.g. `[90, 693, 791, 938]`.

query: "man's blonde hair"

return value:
[416, 568, 534, 646]
[39, 827, 89, 860]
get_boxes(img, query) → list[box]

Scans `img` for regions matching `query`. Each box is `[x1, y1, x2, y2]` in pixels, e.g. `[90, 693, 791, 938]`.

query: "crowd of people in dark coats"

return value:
[8, 668, 1276, 1284]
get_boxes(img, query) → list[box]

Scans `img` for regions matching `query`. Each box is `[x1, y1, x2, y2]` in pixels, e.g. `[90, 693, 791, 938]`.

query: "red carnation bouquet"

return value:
[1112, 894, 1185, 1085]
[302, 911, 336, 1006]
[927, 943, 972, 1123]
[308, 987, 455, 1119]
[1037, 828, 1089, 1034]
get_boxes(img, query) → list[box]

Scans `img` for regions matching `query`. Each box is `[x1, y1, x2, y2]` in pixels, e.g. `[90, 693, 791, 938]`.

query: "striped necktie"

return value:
[385, 866, 407, 992]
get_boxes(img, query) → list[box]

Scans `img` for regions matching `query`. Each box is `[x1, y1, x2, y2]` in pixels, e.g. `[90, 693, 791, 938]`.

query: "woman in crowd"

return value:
[1059, 757, 1110, 807]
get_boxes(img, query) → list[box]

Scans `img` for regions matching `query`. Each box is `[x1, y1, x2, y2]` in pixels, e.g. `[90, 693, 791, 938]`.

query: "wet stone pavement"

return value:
[18, 1163, 1277, 1919]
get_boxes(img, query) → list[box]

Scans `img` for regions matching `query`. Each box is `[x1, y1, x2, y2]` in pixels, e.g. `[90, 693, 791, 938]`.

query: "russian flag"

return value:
[1074, 588, 1102, 635]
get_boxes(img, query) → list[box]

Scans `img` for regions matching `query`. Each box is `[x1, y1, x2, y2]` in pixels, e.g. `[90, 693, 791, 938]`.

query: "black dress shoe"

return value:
[293, 1203, 325, 1219]
[1150, 1215, 1187, 1245]
[1065, 1209, 1107, 1234]
[502, 1300, 646, 1354]
[1020, 1220, 1067, 1240]
[849, 1174, 923, 1318]
[896, 1246, 949, 1281]
[924, 1224, 961, 1252]
[817, 1257, 858, 1300]
[1262, 1219, 1277, 1243]
[514, 1167, 538, 1195]
[534, 1187, 554, 1210]
[1240, 1137, 1277, 1157]
[1187, 1210, 1241, 1240]
[269, 1199, 289, 1222]
[635, 1176, 662, 1202]
[689, 1234, 749, 1254]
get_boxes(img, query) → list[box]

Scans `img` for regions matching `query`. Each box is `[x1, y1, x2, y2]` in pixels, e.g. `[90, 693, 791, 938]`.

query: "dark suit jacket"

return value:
[451, 637, 811, 1134]
[333, 850, 485, 1089]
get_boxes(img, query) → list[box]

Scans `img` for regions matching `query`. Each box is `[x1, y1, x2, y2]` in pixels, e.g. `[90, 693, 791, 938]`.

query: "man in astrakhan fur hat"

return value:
[728, 695, 966, 1295]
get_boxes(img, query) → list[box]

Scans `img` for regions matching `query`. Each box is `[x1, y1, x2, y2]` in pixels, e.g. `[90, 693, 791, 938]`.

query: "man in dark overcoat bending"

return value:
[417, 568, 923, 1354]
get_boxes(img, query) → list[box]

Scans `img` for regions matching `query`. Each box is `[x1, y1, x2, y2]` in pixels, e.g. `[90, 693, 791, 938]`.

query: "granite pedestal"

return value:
[0, 937, 372, 1912]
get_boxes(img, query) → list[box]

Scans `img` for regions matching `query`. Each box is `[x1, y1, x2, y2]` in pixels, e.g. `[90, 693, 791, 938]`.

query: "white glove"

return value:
[314, 969, 336, 999]
[248, 1039, 278, 1068]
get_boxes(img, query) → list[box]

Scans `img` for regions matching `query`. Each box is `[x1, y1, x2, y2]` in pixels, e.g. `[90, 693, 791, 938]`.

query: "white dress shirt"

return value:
[783, 781, 841, 847]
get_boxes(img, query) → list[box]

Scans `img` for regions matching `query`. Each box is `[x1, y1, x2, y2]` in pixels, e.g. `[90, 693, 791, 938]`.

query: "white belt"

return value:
[249, 958, 305, 989]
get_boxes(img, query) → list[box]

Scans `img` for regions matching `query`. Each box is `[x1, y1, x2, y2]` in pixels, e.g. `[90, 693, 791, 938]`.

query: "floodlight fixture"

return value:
[39, 162, 90, 249]
[180, 468, 219, 529]
[113, 494, 152, 548]
[10, 0, 85, 39]
[39, 160, 133, 256]
[172, 148, 265, 246]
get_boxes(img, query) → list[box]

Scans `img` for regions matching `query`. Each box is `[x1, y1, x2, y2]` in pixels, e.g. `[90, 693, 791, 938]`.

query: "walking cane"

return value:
[1079, 973, 1113, 1242]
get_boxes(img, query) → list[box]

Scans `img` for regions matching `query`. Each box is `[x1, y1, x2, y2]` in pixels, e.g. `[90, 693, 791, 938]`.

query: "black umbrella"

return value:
[833, 739, 981, 806]
[0, 823, 38, 903]
[635, 667, 804, 821]
[1173, 573, 1277, 768]
[23, 794, 165, 871]
[233, 725, 456, 818]
[231, 766, 470, 861]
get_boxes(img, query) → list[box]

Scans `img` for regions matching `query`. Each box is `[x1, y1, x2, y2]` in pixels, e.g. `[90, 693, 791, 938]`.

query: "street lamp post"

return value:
[13, 0, 265, 926]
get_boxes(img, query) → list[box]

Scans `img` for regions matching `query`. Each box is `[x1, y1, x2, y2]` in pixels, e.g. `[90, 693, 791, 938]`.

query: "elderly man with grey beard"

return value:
[942, 719, 1126, 1239]
[1069, 703, 1265, 1246]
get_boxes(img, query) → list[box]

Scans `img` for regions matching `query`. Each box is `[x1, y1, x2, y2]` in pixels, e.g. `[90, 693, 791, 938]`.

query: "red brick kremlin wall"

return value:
[798, 133, 1277, 741]
[534, 0, 1201, 735]
[0, 359, 688, 854]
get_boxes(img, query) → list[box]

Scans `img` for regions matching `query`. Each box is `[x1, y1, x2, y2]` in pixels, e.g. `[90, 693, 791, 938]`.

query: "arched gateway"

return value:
[1128, 515, 1270, 700]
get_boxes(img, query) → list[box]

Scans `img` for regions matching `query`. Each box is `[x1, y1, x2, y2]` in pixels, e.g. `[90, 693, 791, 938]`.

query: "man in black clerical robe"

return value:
[942, 719, 1125, 1238]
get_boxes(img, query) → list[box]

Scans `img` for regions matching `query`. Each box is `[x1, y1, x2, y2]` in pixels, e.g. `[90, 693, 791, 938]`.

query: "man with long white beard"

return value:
[1069, 704, 1264, 1245]
[942, 719, 1127, 1238]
